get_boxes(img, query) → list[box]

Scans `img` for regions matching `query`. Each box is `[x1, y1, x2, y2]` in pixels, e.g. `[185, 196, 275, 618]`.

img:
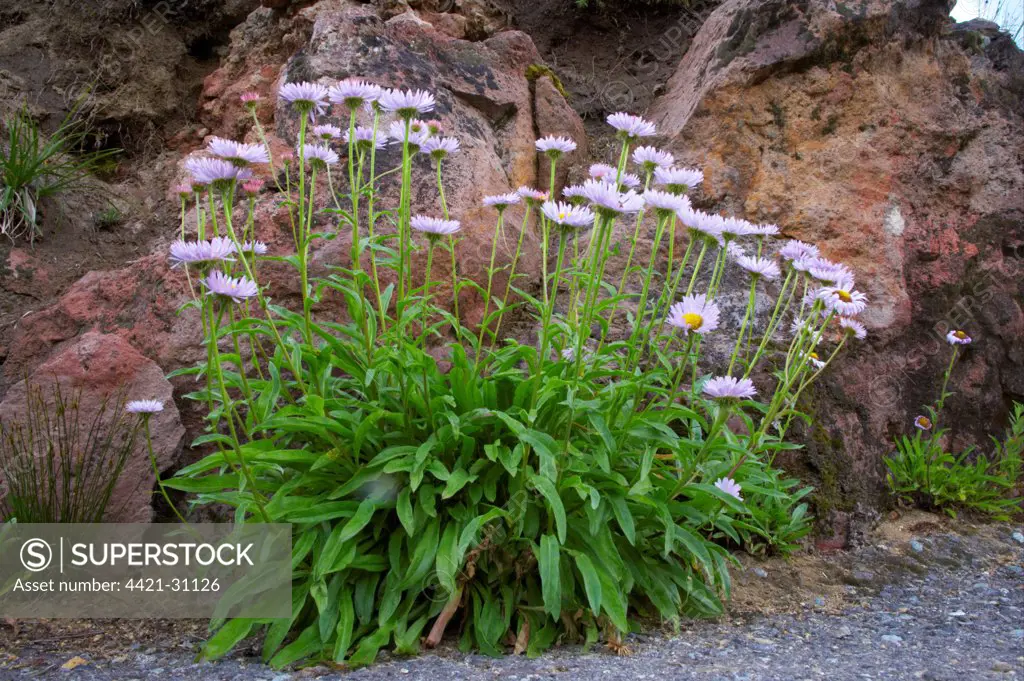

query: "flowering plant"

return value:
[163, 84, 866, 665]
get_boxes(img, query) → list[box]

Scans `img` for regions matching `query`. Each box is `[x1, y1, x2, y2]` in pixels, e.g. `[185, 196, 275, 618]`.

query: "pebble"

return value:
[1012, 629, 1024, 639]
[1012, 531, 1024, 544]
[753, 567, 768, 578]
[910, 539, 925, 553]
[991, 661, 1012, 672]
[814, 597, 827, 607]
[881, 634, 904, 645]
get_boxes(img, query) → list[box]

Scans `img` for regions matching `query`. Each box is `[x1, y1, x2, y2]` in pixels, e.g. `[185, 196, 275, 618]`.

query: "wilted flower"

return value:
[914, 415, 933, 431]
[173, 183, 192, 199]
[946, 329, 972, 345]
[632, 146, 674, 172]
[517, 186, 549, 206]
[581, 180, 644, 216]
[422, 136, 460, 161]
[378, 88, 435, 118]
[482, 193, 521, 211]
[818, 284, 867, 316]
[410, 215, 460, 237]
[344, 126, 387, 150]
[169, 237, 236, 268]
[643, 189, 690, 216]
[714, 477, 743, 501]
[298, 143, 340, 169]
[736, 254, 781, 280]
[126, 400, 163, 414]
[703, 376, 757, 400]
[807, 351, 826, 369]
[278, 81, 329, 120]
[184, 157, 252, 188]
[779, 240, 819, 261]
[560, 347, 575, 362]
[667, 294, 721, 335]
[328, 79, 382, 110]
[589, 163, 617, 181]
[207, 137, 270, 166]
[312, 124, 343, 141]
[535, 135, 577, 158]
[606, 112, 657, 139]
[654, 166, 704, 194]
[838, 316, 867, 340]
[541, 201, 595, 228]
[240, 91, 260, 108]
[204, 270, 259, 303]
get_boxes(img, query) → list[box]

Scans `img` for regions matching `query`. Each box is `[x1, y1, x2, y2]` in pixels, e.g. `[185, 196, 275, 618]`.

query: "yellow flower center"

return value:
[559, 212, 567, 221]
[683, 312, 703, 330]
[916, 416, 932, 428]
[953, 330, 967, 339]
[809, 352, 820, 361]
[837, 290, 852, 303]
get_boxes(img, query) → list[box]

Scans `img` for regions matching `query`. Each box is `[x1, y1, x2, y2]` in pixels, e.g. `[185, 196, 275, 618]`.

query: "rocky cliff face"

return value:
[649, 0, 1024, 535]
[0, 0, 1020, 531]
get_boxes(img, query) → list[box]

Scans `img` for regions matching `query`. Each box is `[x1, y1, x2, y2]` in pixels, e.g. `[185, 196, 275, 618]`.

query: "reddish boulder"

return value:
[0, 332, 185, 522]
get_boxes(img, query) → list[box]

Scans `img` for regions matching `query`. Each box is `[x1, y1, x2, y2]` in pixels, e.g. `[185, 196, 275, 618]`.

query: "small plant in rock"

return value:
[0, 383, 138, 523]
[0, 104, 121, 244]
[885, 331, 1023, 520]
[159, 82, 868, 666]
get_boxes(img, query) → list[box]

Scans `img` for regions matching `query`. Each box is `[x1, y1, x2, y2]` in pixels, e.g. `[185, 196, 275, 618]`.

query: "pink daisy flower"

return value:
[541, 201, 595, 228]
[606, 112, 657, 139]
[667, 294, 721, 335]
[204, 270, 259, 303]
[946, 329, 972, 345]
[703, 376, 757, 400]
[714, 477, 743, 501]
[410, 215, 460, 237]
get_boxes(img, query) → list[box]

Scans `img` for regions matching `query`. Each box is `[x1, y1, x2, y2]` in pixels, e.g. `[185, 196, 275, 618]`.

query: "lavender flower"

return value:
[720, 217, 758, 240]
[667, 294, 721, 335]
[752, 223, 780, 237]
[838, 316, 868, 340]
[654, 166, 704, 194]
[378, 88, 436, 118]
[344, 126, 387, 150]
[541, 201, 595, 228]
[779, 240, 819, 261]
[482, 193, 521, 211]
[736, 254, 781, 280]
[914, 415, 932, 431]
[126, 400, 164, 414]
[312, 124, 343, 141]
[422, 136, 460, 161]
[606, 112, 657, 139]
[714, 477, 743, 501]
[184, 157, 252, 188]
[632, 146, 674, 172]
[589, 163, 617, 180]
[388, 120, 430, 150]
[204, 270, 259, 304]
[581, 179, 644, 216]
[298, 143, 340, 169]
[517, 186, 549, 206]
[207, 137, 269, 166]
[818, 284, 867, 316]
[562, 184, 587, 205]
[946, 329, 972, 345]
[328, 79, 382, 110]
[680, 208, 724, 242]
[703, 376, 757, 400]
[411, 215, 461, 237]
[807, 351, 826, 369]
[619, 173, 641, 190]
[278, 81, 329, 120]
[536, 135, 577, 158]
[170, 238, 236, 268]
[235, 241, 268, 255]
[642, 189, 690, 216]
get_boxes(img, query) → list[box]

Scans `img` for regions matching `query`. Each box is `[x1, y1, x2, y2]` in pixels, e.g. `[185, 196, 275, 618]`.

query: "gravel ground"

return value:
[3, 516, 1022, 681]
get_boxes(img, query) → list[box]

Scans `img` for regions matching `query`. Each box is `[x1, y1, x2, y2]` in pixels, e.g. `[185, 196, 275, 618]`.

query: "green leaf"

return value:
[338, 498, 376, 544]
[538, 534, 561, 619]
[530, 476, 566, 543]
[573, 552, 602, 616]
[200, 618, 254, 661]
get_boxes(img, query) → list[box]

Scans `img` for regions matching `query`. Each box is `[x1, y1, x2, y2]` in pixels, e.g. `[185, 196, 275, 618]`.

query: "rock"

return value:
[1011, 531, 1024, 544]
[752, 567, 768, 578]
[910, 540, 925, 553]
[991, 661, 1012, 672]
[0, 332, 184, 522]
[198, 0, 586, 329]
[881, 634, 904, 645]
[648, 0, 1024, 514]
